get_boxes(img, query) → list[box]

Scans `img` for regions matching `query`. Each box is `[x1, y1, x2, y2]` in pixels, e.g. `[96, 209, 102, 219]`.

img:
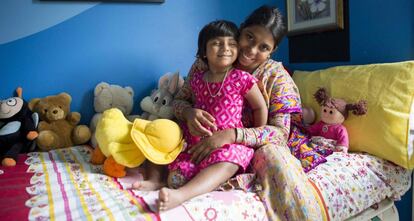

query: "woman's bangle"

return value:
[235, 128, 244, 144]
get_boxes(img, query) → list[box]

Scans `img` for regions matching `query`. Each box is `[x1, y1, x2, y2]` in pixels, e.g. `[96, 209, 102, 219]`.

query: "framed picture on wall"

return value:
[40, 0, 164, 2]
[287, 0, 344, 36]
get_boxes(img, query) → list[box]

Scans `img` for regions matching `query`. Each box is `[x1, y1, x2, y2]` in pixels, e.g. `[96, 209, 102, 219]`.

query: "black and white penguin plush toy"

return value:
[0, 87, 39, 167]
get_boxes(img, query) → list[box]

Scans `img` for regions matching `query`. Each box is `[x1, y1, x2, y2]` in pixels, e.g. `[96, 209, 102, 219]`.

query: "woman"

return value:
[173, 5, 327, 221]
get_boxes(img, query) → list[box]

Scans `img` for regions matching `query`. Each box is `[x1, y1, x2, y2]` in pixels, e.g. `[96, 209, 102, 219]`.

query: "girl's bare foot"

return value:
[158, 187, 186, 211]
[131, 179, 165, 191]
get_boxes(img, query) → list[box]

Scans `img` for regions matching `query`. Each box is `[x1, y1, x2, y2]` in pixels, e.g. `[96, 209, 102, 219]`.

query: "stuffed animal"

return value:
[0, 87, 38, 166]
[89, 82, 134, 148]
[307, 88, 367, 153]
[28, 92, 91, 151]
[137, 72, 184, 120]
[93, 108, 184, 178]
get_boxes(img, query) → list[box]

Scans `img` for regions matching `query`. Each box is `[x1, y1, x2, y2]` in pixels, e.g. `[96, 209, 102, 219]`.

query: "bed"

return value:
[1, 61, 413, 221]
[0, 146, 410, 221]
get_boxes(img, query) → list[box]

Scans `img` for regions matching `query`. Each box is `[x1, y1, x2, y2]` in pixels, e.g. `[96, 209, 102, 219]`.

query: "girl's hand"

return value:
[189, 129, 236, 164]
[183, 107, 217, 137]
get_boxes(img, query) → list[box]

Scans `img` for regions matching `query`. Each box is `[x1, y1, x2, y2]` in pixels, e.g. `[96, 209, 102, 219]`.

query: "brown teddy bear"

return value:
[28, 92, 91, 151]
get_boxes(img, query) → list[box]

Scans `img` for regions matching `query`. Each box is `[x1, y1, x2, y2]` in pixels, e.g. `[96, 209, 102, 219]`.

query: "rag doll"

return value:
[308, 87, 367, 153]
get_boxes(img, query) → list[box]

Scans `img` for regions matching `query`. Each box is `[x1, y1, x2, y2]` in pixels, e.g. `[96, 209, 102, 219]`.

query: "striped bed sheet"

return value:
[21, 146, 266, 221]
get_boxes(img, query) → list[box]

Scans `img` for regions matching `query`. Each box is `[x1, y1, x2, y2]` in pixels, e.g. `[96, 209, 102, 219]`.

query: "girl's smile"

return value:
[206, 36, 238, 72]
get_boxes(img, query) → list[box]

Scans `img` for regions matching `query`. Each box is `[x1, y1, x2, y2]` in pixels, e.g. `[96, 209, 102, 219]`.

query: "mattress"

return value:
[0, 146, 410, 221]
[307, 152, 411, 221]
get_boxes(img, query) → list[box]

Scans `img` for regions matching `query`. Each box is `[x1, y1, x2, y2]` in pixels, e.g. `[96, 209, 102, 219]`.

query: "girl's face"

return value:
[205, 36, 238, 71]
[237, 25, 275, 72]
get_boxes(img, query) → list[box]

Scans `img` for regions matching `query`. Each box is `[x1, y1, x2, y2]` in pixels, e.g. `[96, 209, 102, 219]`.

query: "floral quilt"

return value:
[307, 152, 411, 221]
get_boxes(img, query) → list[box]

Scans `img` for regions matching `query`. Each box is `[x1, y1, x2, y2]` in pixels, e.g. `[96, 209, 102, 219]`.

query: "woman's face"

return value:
[237, 25, 275, 72]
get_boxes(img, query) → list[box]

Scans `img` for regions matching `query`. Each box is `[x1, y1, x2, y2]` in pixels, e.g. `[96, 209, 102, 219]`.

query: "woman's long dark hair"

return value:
[240, 5, 286, 49]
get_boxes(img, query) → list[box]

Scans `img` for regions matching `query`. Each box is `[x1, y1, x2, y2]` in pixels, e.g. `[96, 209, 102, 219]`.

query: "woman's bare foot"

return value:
[131, 179, 165, 191]
[158, 187, 186, 211]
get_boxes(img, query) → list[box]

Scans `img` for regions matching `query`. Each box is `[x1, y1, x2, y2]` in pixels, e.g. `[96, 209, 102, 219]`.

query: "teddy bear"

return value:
[136, 72, 184, 121]
[28, 92, 91, 151]
[0, 87, 38, 166]
[89, 82, 134, 149]
[307, 87, 367, 153]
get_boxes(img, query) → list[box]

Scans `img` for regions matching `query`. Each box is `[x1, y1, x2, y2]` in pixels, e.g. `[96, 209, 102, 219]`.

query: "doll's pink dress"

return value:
[308, 121, 349, 152]
[168, 68, 257, 181]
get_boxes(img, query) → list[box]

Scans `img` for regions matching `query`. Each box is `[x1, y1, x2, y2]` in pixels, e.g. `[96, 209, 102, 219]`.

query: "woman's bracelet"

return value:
[235, 128, 244, 144]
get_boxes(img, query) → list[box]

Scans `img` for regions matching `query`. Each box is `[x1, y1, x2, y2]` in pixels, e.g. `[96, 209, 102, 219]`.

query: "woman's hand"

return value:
[188, 129, 236, 164]
[183, 107, 217, 137]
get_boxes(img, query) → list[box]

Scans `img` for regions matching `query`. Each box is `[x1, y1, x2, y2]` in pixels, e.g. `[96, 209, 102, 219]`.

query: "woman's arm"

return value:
[189, 116, 290, 163]
[173, 61, 198, 121]
[235, 61, 300, 148]
[173, 58, 209, 120]
[235, 114, 290, 148]
[243, 83, 267, 127]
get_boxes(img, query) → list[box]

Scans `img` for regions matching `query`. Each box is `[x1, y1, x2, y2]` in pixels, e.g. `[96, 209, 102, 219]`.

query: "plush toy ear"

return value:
[168, 72, 182, 95]
[94, 82, 110, 96]
[59, 92, 72, 104]
[28, 98, 40, 111]
[124, 86, 134, 97]
[150, 89, 156, 95]
[158, 73, 171, 89]
[177, 74, 184, 89]
[16, 87, 22, 98]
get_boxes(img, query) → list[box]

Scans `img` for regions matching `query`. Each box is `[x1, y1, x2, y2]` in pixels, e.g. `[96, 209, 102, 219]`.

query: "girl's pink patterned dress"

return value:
[168, 68, 257, 180]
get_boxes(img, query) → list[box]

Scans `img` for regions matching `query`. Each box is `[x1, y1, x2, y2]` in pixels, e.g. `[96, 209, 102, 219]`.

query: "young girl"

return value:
[158, 20, 268, 211]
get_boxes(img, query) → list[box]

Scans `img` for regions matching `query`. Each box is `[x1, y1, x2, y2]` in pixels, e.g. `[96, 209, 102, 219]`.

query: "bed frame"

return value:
[348, 170, 414, 221]
[347, 199, 399, 221]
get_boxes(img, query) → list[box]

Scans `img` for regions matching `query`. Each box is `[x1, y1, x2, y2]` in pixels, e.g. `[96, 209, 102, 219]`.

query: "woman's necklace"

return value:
[206, 68, 231, 98]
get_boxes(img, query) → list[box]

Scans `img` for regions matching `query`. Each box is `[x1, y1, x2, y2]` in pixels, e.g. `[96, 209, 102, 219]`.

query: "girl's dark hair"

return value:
[240, 5, 286, 49]
[196, 20, 239, 63]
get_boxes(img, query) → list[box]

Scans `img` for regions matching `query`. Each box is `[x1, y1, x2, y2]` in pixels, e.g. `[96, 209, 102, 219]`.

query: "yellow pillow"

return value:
[293, 61, 414, 169]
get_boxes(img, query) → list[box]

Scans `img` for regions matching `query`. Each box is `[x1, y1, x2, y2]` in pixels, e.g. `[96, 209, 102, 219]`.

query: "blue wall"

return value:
[0, 0, 275, 124]
[1, 0, 413, 220]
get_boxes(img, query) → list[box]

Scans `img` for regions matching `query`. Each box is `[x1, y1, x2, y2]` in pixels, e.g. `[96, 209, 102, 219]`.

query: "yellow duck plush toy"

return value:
[92, 108, 184, 177]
